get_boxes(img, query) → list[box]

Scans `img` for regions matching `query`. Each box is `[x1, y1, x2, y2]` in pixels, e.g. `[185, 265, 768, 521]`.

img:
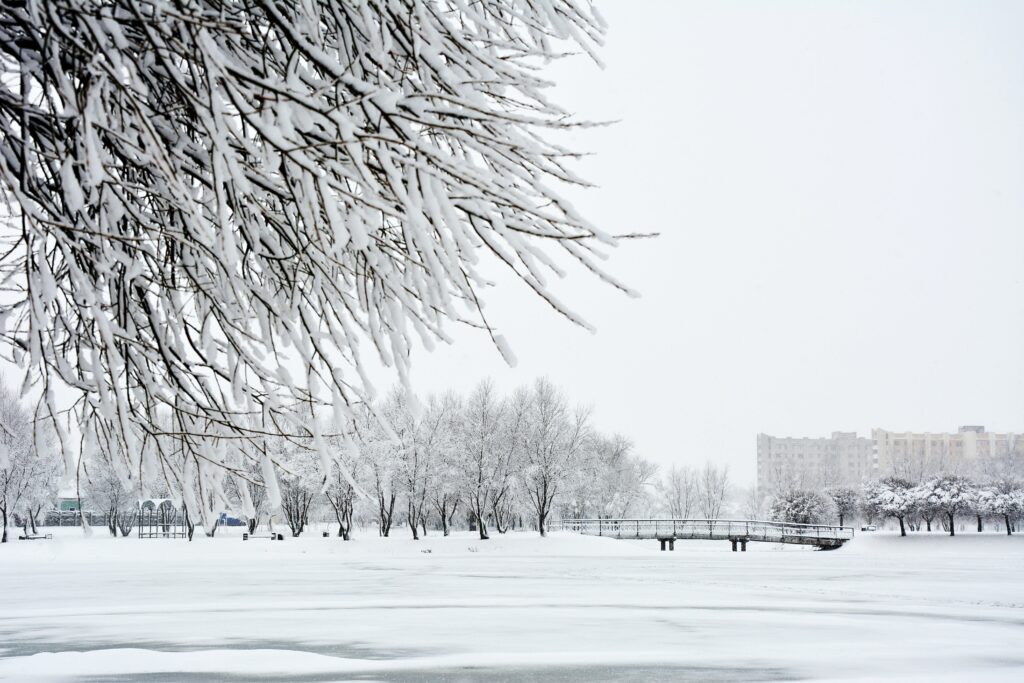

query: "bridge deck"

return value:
[554, 519, 854, 550]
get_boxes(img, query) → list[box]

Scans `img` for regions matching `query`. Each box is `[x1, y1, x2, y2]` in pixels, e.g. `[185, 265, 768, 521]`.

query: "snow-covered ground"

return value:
[1, 527, 1022, 682]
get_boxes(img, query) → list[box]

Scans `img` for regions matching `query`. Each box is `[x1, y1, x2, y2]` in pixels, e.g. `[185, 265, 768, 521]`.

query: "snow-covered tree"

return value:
[359, 401, 400, 538]
[0, 379, 59, 542]
[824, 486, 858, 527]
[918, 475, 974, 537]
[0, 0, 627, 517]
[769, 489, 833, 525]
[229, 457, 270, 536]
[427, 394, 464, 537]
[85, 450, 140, 537]
[324, 438, 362, 541]
[974, 480, 1022, 536]
[278, 454, 320, 538]
[521, 378, 588, 537]
[399, 393, 453, 540]
[17, 430, 60, 537]
[863, 477, 916, 536]
[909, 482, 940, 532]
[489, 389, 530, 534]
[459, 381, 518, 540]
[586, 434, 656, 519]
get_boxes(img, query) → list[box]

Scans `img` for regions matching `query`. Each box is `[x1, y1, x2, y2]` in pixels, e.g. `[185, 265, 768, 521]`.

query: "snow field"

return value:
[0, 529, 1022, 681]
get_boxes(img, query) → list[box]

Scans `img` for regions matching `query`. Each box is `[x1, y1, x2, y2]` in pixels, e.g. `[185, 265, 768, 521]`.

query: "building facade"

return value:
[757, 426, 1024, 491]
[756, 432, 876, 492]
[873, 426, 1023, 480]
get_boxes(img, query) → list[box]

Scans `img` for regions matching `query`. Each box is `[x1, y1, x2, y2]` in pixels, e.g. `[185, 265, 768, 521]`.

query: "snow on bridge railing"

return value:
[552, 518, 855, 541]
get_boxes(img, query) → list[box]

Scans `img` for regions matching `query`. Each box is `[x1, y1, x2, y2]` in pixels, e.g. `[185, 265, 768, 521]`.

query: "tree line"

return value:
[767, 472, 1024, 537]
[83, 378, 663, 540]
[2, 371, 738, 544]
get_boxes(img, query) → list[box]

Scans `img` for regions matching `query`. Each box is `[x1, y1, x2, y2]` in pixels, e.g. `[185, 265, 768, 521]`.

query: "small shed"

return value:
[57, 487, 80, 511]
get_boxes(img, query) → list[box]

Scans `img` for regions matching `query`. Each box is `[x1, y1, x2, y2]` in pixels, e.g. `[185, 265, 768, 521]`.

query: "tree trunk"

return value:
[976, 514, 983, 533]
[1, 507, 7, 543]
[925, 518, 931, 532]
[838, 513, 844, 527]
[118, 510, 137, 537]
[420, 520, 428, 538]
[183, 506, 195, 541]
[409, 501, 420, 540]
[1005, 514, 1013, 536]
[898, 516, 906, 537]
[948, 513, 955, 537]
[538, 510, 547, 538]
[446, 502, 459, 536]
[247, 518, 257, 534]
[475, 508, 489, 540]
[379, 493, 395, 537]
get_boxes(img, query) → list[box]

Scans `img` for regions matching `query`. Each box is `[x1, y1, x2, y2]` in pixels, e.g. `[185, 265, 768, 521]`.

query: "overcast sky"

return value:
[376, 0, 1024, 485]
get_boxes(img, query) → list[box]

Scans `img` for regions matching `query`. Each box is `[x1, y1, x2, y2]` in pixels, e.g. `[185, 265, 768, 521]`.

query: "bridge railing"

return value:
[552, 518, 854, 542]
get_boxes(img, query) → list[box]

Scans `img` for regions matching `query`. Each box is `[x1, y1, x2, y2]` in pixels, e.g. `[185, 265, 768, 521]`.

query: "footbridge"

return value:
[554, 519, 854, 551]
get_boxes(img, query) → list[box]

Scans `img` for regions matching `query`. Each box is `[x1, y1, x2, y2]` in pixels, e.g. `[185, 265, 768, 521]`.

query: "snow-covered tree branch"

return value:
[0, 1, 621, 500]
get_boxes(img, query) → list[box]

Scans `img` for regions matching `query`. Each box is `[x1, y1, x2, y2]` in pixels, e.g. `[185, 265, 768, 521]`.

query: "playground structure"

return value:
[137, 499, 188, 539]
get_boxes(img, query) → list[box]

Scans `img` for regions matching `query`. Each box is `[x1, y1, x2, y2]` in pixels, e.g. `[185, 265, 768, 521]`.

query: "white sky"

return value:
[378, 0, 1024, 484]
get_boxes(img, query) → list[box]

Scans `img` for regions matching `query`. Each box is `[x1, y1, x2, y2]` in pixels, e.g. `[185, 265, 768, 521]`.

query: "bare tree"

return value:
[660, 465, 698, 519]
[739, 485, 768, 521]
[697, 463, 731, 520]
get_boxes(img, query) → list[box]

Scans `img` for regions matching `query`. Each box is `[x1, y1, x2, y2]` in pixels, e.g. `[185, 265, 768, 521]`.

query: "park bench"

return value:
[18, 533, 53, 540]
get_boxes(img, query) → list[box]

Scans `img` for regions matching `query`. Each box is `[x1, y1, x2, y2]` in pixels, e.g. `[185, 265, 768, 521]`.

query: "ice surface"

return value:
[0, 529, 1021, 681]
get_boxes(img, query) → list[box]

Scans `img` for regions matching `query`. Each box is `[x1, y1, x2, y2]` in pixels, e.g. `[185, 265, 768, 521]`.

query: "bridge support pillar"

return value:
[731, 539, 737, 552]
[658, 538, 675, 551]
[741, 539, 747, 552]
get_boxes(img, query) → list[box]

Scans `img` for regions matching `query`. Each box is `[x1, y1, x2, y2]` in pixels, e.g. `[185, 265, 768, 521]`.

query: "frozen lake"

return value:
[0, 527, 1022, 682]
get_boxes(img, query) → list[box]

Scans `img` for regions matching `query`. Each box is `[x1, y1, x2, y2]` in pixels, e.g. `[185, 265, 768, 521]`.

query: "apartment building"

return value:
[756, 431, 876, 492]
[873, 426, 1023, 479]
[757, 426, 1023, 491]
